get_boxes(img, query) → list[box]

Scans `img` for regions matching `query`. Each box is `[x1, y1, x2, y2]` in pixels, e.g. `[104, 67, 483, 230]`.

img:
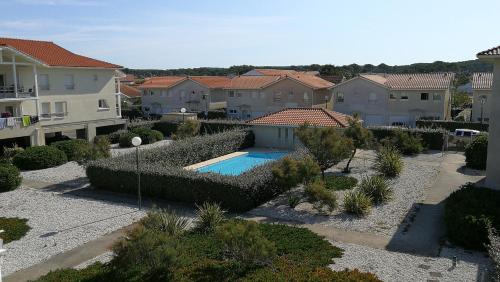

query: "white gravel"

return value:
[0, 187, 146, 276]
[248, 150, 442, 236]
[111, 139, 172, 157]
[330, 241, 492, 282]
[74, 251, 114, 270]
[21, 161, 87, 187]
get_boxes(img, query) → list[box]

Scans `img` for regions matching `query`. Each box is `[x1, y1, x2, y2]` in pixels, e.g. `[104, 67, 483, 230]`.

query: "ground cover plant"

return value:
[12, 145, 67, 170]
[324, 175, 358, 191]
[0, 217, 31, 243]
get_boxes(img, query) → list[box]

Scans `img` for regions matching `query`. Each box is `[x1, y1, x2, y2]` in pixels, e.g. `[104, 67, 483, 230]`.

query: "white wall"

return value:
[486, 61, 500, 189]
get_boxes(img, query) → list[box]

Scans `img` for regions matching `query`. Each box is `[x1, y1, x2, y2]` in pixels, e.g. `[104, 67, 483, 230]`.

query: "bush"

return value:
[195, 202, 226, 233]
[173, 120, 201, 140]
[465, 134, 488, 170]
[107, 129, 128, 144]
[153, 121, 178, 137]
[51, 139, 92, 162]
[324, 175, 358, 191]
[297, 156, 321, 184]
[288, 195, 301, 208]
[444, 183, 500, 250]
[370, 127, 444, 151]
[343, 190, 372, 217]
[130, 127, 164, 144]
[382, 129, 423, 155]
[416, 120, 489, 132]
[118, 131, 138, 148]
[215, 220, 277, 266]
[374, 146, 403, 177]
[2, 145, 24, 160]
[0, 163, 22, 192]
[0, 217, 30, 243]
[90, 136, 111, 160]
[358, 175, 393, 205]
[34, 262, 110, 282]
[13, 146, 67, 170]
[305, 180, 337, 212]
[272, 157, 300, 189]
[141, 208, 189, 237]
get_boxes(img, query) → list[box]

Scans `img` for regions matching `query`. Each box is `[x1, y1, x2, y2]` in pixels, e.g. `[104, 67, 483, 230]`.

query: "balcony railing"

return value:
[0, 86, 37, 99]
[0, 115, 39, 130]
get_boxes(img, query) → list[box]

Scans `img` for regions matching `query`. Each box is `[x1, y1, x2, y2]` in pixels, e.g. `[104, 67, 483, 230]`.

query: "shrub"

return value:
[0, 164, 22, 192]
[141, 208, 189, 237]
[305, 180, 337, 212]
[272, 157, 300, 189]
[297, 156, 321, 184]
[51, 139, 92, 162]
[374, 146, 403, 177]
[118, 131, 138, 148]
[153, 121, 178, 136]
[107, 129, 128, 144]
[2, 144, 24, 160]
[358, 175, 393, 205]
[0, 217, 31, 243]
[465, 134, 488, 170]
[130, 127, 164, 144]
[416, 120, 489, 132]
[383, 129, 423, 155]
[444, 183, 500, 250]
[370, 127, 443, 151]
[343, 190, 372, 217]
[215, 220, 277, 266]
[90, 136, 111, 160]
[195, 202, 226, 233]
[13, 146, 67, 170]
[324, 175, 358, 191]
[288, 195, 301, 208]
[34, 262, 110, 282]
[173, 120, 201, 140]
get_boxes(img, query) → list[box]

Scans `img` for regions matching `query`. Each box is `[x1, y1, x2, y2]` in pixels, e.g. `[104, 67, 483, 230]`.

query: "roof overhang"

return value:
[477, 54, 500, 62]
[0, 46, 47, 66]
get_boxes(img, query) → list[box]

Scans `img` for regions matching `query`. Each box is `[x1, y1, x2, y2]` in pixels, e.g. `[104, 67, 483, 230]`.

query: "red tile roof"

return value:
[120, 84, 141, 98]
[320, 75, 346, 84]
[190, 76, 231, 88]
[472, 72, 493, 90]
[137, 76, 186, 89]
[477, 46, 500, 56]
[247, 108, 351, 128]
[360, 73, 454, 90]
[0, 37, 121, 68]
[252, 69, 299, 76]
[120, 74, 136, 82]
[287, 74, 334, 89]
[226, 76, 281, 89]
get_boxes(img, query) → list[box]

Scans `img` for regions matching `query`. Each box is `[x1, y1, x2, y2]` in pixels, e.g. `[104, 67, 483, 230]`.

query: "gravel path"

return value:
[111, 140, 172, 157]
[74, 251, 114, 270]
[0, 187, 146, 276]
[21, 161, 87, 187]
[330, 241, 492, 282]
[248, 150, 442, 236]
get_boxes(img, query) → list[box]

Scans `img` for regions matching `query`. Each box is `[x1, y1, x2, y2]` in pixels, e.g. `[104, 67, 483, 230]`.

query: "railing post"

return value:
[33, 64, 40, 117]
[12, 54, 18, 98]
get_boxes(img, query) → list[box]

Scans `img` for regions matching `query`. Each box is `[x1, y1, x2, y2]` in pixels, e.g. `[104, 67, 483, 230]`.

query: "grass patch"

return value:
[0, 217, 30, 243]
[324, 175, 358, 191]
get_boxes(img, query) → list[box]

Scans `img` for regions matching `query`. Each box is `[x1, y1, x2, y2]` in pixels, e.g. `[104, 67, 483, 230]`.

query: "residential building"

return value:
[139, 76, 230, 115]
[477, 46, 500, 189]
[120, 84, 141, 106]
[226, 75, 334, 120]
[332, 73, 455, 127]
[471, 72, 493, 123]
[119, 74, 136, 85]
[320, 75, 346, 84]
[0, 38, 125, 146]
[247, 107, 351, 149]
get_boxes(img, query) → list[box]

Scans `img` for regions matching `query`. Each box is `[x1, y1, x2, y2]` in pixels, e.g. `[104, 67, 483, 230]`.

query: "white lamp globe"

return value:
[180, 107, 186, 113]
[131, 136, 142, 147]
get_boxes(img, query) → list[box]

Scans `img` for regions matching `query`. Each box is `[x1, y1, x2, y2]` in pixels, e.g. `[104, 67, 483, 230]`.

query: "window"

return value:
[433, 93, 441, 101]
[390, 92, 397, 100]
[229, 109, 238, 114]
[368, 93, 377, 103]
[420, 93, 429, 101]
[39, 74, 49, 90]
[0, 74, 4, 87]
[400, 92, 408, 100]
[274, 92, 282, 102]
[288, 91, 294, 99]
[98, 99, 109, 109]
[229, 91, 235, 97]
[150, 90, 155, 96]
[41, 102, 51, 118]
[167, 91, 172, 98]
[336, 92, 344, 102]
[64, 74, 75, 90]
[93, 74, 98, 81]
[54, 101, 67, 117]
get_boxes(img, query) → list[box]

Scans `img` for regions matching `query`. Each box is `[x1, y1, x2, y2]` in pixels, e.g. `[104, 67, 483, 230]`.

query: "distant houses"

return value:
[471, 72, 493, 123]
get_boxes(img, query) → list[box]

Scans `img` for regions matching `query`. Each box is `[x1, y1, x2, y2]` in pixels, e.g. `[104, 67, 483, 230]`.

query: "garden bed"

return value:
[248, 150, 442, 237]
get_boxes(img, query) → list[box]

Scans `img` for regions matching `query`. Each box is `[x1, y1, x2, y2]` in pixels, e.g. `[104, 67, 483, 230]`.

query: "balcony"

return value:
[0, 86, 37, 100]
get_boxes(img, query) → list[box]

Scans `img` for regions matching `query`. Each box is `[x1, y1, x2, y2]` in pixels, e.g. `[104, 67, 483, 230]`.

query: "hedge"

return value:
[465, 134, 488, 170]
[13, 146, 67, 170]
[369, 127, 444, 150]
[86, 130, 291, 212]
[0, 163, 22, 192]
[129, 127, 164, 144]
[126, 119, 249, 137]
[416, 120, 489, 132]
[51, 139, 92, 162]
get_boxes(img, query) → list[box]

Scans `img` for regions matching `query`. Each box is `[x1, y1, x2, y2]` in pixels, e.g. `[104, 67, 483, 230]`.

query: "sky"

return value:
[0, 0, 499, 69]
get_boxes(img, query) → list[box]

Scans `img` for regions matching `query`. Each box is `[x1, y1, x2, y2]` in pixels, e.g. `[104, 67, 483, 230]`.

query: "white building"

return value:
[471, 72, 493, 123]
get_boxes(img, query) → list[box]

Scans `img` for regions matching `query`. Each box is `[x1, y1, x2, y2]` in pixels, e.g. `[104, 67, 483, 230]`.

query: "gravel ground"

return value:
[248, 150, 442, 236]
[111, 139, 172, 157]
[0, 186, 146, 276]
[74, 251, 114, 270]
[330, 241, 492, 282]
[21, 161, 87, 187]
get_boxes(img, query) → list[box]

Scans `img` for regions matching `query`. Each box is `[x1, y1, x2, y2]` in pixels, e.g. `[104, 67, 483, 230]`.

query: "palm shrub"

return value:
[287, 195, 301, 208]
[0, 164, 22, 192]
[90, 136, 111, 160]
[13, 146, 67, 170]
[51, 139, 92, 162]
[374, 146, 403, 177]
[272, 157, 300, 189]
[215, 220, 277, 266]
[465, 134, 488, 170]
[358, 175, 393, 205]
[195, 202, 226, 233]
[305, 180, 337, 212]
[141, 208, 189, 237]
[343, 190, 372, 217]
[173, 120, 201, 140]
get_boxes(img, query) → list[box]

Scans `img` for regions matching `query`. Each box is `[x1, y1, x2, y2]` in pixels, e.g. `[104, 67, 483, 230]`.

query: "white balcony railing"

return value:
[0, 86, 37, 99]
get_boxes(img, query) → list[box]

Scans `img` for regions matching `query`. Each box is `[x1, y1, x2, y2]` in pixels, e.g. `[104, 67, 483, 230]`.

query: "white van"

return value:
[453, 129, 480, 137]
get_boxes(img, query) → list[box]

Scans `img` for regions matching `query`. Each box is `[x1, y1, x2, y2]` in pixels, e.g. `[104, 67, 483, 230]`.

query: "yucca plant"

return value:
[142, 208, 190, 236]
[358, 175, 393, 205]
[343, 190, 372, 217]
[195, 202, 226, 233]
[374, 146, 403, 178]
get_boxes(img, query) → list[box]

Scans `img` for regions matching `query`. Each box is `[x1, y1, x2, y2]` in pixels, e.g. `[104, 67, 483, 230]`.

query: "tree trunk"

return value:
[343, 148, 357, 173]
[321, 169, 325, 180]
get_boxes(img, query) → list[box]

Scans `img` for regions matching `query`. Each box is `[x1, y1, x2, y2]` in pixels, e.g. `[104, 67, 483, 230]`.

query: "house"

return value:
[226, 74, 334, 120]
[332, 73, 455, 127]
[120, 84, 141, 106]
[138, 76, 230, 116]
[119, 74, 136, 85]
[242, 68, 320, 76]
[247, 107, 351, 149]
[477, 46, 500, 189]
[471, 72, 493, 123]
[0, 38, 125, 146]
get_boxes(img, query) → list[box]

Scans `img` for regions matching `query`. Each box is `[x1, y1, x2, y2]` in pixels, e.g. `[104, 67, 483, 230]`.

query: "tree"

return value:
[343, 115, 373, 173]
[297, 124, 354, 178]
[172, 120, 200, 140]
[452, 91, 472, 109]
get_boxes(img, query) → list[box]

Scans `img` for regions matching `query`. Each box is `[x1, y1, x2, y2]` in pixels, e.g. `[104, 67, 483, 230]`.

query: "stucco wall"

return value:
[252, 125, 298, 149]
[486, 61, 500, 189]
[471, 89, 492, 123]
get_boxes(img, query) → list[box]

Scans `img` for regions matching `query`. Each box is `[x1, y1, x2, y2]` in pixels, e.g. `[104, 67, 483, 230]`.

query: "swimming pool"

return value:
[197, 152, 287, 176]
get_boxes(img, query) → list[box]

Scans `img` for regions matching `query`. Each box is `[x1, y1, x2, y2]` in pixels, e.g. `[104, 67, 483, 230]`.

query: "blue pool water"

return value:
[197, 152, 287, 176]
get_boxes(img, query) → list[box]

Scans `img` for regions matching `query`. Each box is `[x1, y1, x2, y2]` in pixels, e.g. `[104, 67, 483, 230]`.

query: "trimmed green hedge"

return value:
[51, 139, 92, 162]
[127, 119, 249, 137]
[0, 163, 22, 192]
[13, 146, 67, 170]
[369, 127, 444, 150]
[417, 120, 489, 132]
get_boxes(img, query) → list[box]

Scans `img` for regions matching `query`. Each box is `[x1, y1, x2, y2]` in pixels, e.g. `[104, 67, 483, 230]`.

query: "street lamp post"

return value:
[0, 230, 5, 282]
[480, 96, 486, 124]
[180, 107, 186, 122]
[132, 136, 142, 210]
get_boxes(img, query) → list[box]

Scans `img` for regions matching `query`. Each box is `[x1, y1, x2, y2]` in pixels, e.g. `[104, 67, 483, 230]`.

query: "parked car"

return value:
[453, 129, 480, 137]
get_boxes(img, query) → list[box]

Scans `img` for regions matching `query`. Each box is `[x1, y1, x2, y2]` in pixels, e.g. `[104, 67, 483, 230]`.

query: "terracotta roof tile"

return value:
[320, 75, 346, 84]
[120, 74, 136, 82]
[472, 72, 493, 90]
[137, 76, 186, 89]
[190, 76, 231, 88]
[477, 46, 500, 56]
[361, 73, 454, 90]
[0, 37, 121, 68]
[253, 69, 299, 76]
[226, 76, 281, 89]
[287, 74, 334, 89]
[247, 108, 351, 128]
[120, 84, 141, 98]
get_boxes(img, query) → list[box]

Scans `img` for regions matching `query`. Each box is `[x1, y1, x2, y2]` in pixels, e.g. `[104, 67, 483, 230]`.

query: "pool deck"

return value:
[183, 147, 289, 171]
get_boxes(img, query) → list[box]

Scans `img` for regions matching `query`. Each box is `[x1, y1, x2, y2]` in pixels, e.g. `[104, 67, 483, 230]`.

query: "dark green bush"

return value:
[324, 175, 358, 191]
[343, 190, 372, 217]
[444, 183, 500, 250]
[33, 262, 110, 282]
[359, 175, 393, 205]
[13, 146, 67, 170]
[0, 163, 22, 192]
[417, 120, 489, 132]
[382, 129, 423, 155]
[465, 134, 488, 170]
[152, 121, 178, 136]
[173, 120, 201, 140]
[370, 127, 443, 150]
[0, 217, 30, 243]
[374, 145, 403, 177]
[272, 157, 300, 189]
[107, 129, 128, 144]
[118, 131, 138, 148]
[51, 139, 92, 162]
[130, 127, 164, 144]
[90, 136, 111, 160]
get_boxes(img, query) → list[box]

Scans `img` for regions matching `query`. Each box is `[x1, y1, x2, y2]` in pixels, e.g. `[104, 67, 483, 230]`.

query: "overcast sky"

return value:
[1, 0, 498, 69]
